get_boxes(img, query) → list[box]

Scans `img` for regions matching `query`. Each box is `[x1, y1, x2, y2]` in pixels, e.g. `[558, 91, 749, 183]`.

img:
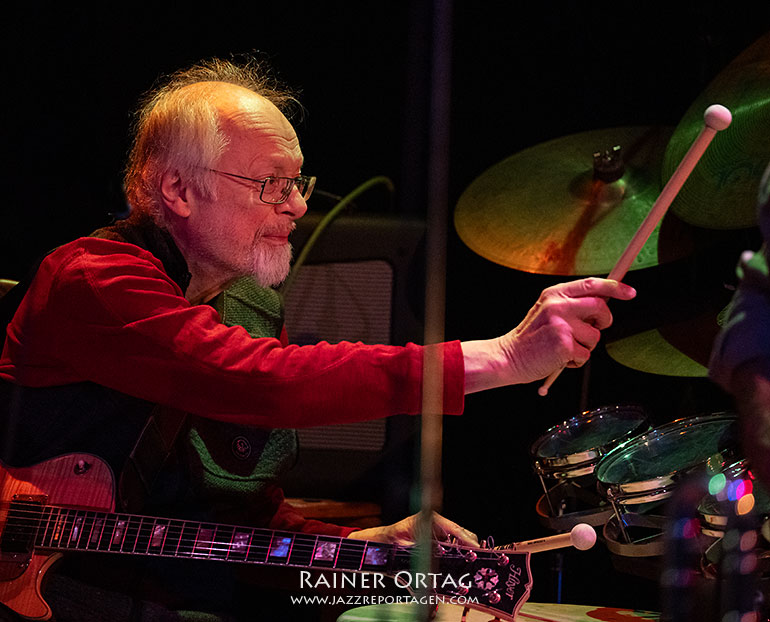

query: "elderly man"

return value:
[0, 58, 634, 620]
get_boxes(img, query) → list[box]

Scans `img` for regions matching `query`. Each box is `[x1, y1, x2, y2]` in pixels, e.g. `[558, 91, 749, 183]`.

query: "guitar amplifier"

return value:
[280, 212, 426, 518]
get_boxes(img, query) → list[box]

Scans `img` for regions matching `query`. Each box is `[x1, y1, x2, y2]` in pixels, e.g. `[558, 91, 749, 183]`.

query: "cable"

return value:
[280, 175, 394, 296]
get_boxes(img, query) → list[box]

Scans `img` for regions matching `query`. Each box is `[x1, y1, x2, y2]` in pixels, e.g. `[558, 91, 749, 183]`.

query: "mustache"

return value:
[255, 221, 296, 238]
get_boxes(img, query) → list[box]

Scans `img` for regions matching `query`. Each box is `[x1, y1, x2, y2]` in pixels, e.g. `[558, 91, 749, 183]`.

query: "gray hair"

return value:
[123, 57, 301, 219]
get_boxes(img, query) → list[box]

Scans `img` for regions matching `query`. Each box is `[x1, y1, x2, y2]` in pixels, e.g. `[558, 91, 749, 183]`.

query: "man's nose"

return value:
[279, 188, 308, 220]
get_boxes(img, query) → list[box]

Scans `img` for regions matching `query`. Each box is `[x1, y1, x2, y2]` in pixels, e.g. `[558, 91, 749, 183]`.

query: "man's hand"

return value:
[347, 512, 478, 547]
[463, 278, 636, 393]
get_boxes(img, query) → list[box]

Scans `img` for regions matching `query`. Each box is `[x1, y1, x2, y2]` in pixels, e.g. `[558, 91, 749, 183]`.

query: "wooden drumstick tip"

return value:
[704, 104, 732, 131]
[538, 371, 558, 396]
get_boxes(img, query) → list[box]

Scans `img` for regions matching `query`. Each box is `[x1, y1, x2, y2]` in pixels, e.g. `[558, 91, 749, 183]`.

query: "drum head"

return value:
[597, 413, 738, 505]
[531, 405, 648, 478]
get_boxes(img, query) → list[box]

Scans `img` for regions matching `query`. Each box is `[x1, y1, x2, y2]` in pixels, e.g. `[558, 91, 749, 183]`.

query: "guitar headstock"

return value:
[395, 544, 532, 621]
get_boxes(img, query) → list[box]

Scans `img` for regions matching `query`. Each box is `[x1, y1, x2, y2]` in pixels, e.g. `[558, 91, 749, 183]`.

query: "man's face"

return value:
[185, 89, 307, 288]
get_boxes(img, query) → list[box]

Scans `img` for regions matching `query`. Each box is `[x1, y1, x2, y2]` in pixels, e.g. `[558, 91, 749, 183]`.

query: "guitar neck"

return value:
[1, 454, 533, 622]
[9, 502, 398, 574]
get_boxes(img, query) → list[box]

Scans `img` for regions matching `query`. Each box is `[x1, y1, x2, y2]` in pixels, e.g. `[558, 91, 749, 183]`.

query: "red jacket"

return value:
[1, 237, 465, 425]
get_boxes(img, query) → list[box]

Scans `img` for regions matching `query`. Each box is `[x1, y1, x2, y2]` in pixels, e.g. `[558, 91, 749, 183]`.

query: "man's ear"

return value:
[160, 171, 191, 218]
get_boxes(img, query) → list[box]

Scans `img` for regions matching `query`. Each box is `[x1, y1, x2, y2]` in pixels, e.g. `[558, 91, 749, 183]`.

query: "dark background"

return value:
[4, 0, 770, 614]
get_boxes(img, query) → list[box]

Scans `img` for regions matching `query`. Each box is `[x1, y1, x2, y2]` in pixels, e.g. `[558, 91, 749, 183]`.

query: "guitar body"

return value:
[0, 454, 115, 620]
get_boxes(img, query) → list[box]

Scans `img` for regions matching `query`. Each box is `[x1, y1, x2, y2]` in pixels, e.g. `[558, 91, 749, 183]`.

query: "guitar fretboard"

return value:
[9, 501, 395, 573]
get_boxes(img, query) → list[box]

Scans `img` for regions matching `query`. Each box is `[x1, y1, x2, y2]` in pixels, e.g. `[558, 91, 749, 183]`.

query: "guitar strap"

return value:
[88, 215, 195, 512]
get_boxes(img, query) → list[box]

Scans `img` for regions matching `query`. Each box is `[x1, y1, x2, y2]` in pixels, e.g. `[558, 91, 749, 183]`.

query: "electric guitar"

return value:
[0, 453, 532, 620]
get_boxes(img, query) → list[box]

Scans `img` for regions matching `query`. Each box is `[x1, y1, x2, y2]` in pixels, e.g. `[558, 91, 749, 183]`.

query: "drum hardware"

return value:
[531, 404, 649, 530]
[696, 459, 770, 586]
[596, 413, 740, 556]
[530, 406, 648, 603]
[697, 531, 770, 581]
[687, 462, 770, 621]
[531, 405, 649, 478]
[603, 512, 668, 557]
[535, 483, 614, 532]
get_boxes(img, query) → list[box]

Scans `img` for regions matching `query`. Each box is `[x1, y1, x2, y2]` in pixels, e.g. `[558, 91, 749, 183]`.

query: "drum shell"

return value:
[531, 405, 649, 480]
[596, 412, 739, 507]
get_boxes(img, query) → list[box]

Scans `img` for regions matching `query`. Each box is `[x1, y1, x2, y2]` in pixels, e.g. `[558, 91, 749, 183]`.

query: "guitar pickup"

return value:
[11, 494, 47, 503]
[0, 498, 44, 580]
[2, 498, 45, 555]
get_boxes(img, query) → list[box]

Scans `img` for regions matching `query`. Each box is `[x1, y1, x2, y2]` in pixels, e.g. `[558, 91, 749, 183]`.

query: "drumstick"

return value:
[538, 104, 732, 397]
[496, 523, 597, 553]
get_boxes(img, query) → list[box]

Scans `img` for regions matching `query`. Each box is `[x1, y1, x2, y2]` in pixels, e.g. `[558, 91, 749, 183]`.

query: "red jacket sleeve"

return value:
[1, 238, 465, 428]
[264, 486, 358, 538]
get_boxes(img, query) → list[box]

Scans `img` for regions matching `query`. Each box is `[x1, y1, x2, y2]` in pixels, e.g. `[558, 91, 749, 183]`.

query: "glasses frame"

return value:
[208, 169, 316, 204]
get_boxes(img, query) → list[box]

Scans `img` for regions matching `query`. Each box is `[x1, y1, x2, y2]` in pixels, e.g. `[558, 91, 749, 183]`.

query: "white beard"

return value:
[250, 238, 293, 288]
[179, 212, 294, 292]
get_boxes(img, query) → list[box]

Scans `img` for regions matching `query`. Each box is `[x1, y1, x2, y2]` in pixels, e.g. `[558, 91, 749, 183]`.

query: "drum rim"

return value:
[596, 412, 738, 500]
[603, 512, 666, 557]
[702, 512, 728, 527]
[535, 490, 614, 529]
[530, 404, 648, 473]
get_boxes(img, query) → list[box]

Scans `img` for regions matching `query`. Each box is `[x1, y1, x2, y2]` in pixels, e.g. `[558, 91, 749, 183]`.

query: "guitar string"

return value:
[1, 507, 520, 605]
[1, 500, 503, 553]
[3, 504, 512, 553]
[3, 503, 476, 562]
[2, 510, 493, 576]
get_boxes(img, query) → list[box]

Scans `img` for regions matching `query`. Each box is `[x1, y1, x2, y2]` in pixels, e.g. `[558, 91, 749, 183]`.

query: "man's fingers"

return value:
[551, 277, 636, 301]
[433, 514, 479, 547]
[570, 321, 602, 352]
[552, 296, 614, 330]
[348, 512, 478, 547]
[565, 344, 592, 368]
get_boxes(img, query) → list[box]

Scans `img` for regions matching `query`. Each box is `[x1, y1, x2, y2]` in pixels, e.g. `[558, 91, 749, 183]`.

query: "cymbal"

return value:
[0, 279, 17, 299]
[455, 126, 696, 275]
[606, 323, 709, 378]
[664, 36, 770, 229]
[605, 301, 730, 378]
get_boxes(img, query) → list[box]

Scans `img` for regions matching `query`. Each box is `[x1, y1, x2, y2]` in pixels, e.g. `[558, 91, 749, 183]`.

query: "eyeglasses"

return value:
[209, 169, 316, 204]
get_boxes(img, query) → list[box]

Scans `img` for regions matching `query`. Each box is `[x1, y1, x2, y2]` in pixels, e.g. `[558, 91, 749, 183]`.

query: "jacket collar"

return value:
[90, 212, 192, 294]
